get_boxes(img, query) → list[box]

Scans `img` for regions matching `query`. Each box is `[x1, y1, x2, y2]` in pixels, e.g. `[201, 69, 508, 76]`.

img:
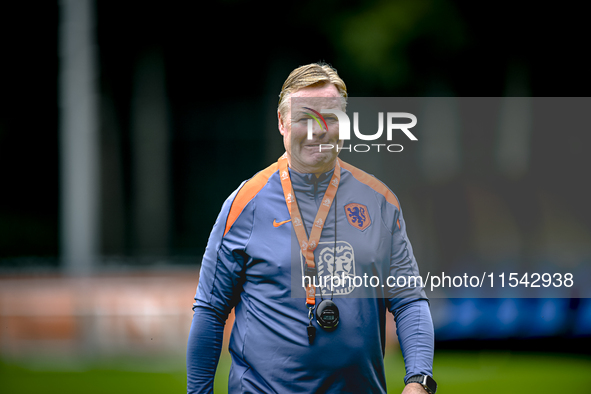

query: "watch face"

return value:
[424, 375, 437, 393]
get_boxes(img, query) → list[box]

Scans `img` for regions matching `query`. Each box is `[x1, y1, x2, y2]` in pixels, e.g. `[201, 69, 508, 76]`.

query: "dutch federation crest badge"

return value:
[344, 203, 371, 231]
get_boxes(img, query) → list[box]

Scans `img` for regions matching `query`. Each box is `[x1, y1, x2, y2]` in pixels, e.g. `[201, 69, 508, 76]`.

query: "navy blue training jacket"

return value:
[188, 158, 434, 393]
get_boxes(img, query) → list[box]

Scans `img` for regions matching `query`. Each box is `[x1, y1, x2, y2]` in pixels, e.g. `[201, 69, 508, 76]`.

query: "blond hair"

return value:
[278, 62, 347, 116]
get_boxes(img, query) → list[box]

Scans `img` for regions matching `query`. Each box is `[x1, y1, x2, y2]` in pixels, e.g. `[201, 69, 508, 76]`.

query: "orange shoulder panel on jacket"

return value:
[338, 159, 401, 229]
[224, 162, 279, 236]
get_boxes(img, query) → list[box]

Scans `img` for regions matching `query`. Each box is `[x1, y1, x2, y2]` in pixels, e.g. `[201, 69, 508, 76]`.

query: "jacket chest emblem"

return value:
[344, 203, 371, 231]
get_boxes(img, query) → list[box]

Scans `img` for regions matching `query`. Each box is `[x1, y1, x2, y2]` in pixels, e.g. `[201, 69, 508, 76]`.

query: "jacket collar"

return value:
[288, 167, 335, 195]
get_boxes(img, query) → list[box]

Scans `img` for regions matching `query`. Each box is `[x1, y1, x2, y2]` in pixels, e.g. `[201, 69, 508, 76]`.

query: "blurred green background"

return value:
[3, 351, 591, 393]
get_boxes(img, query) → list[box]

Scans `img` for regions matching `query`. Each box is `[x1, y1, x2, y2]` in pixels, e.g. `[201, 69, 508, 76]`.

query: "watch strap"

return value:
[406, 374, 437, 394]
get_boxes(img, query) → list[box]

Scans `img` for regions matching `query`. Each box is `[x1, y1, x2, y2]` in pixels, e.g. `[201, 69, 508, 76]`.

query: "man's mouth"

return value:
[303, 144, 325, 152]
[303, 141, 338, 151]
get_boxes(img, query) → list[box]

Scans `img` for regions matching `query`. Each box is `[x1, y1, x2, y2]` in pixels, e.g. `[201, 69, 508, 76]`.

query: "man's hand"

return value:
[401, 382, 429, 394]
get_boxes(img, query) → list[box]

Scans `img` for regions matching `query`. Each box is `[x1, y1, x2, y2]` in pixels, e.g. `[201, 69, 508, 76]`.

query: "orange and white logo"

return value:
[331, 178, 339, 187]
[286, 193, 294, 203]
[273, 218, 291, 227]
[281, 171, 289, 180]
[322, 198, 331, 207]
[301, 241, 308, 250]
[293, 217, 302, 227]
[308, 240, 316, 249]
[314, 218, 323, 228]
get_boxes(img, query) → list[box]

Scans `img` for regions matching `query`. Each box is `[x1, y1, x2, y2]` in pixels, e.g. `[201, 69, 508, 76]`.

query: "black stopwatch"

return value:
[316, 299, 339, 330]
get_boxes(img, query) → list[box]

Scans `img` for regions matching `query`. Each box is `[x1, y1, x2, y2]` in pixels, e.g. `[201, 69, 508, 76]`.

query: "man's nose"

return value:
[307, 119, 327, 139]
[312, 122, 326, 138]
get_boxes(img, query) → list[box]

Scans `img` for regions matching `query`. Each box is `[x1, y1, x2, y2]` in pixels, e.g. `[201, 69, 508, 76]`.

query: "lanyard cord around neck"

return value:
[295, 185, 338, 302]
[332, 192, 337, 301]
[277, 154, 341, 307]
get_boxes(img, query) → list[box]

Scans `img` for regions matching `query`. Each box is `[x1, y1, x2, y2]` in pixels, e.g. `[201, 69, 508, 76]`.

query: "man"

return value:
[187, 63, 436, 393]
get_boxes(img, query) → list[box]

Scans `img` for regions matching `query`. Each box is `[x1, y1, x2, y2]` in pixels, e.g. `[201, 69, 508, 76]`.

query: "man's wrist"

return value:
[402, 383, 428, 393]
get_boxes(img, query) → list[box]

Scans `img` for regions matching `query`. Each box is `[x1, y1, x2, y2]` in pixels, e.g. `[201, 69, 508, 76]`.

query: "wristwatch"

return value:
[406, 374, 437, 393]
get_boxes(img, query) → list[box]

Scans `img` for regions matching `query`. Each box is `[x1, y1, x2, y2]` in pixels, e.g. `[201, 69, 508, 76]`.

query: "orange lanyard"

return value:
[278, 154, 341, 306]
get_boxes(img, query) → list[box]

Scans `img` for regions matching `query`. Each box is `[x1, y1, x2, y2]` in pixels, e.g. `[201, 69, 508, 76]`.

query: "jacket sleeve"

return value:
[187, 183, 253, 393]
[394, 299, 435, 383]
[385, 198, 434, 383]
[187, 307, 225, 394]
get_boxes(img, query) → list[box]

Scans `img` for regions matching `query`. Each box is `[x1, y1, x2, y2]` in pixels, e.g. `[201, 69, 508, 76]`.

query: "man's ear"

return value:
[278, 109, 286, 136]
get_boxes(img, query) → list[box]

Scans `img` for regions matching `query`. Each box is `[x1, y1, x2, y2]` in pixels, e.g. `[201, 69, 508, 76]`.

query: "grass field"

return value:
[1, 350, 591, 393]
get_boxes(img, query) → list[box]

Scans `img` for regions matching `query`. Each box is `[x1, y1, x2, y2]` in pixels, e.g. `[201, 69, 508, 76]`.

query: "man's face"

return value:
[278, 83, 343, 174]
